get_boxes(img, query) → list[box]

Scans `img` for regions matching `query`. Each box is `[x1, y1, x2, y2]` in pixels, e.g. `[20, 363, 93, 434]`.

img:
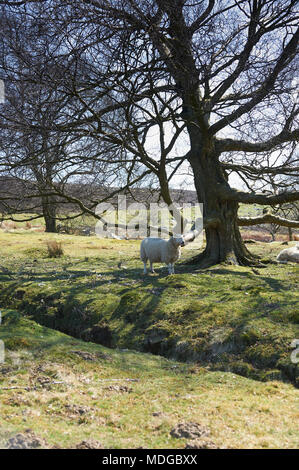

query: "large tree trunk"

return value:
[187, 132, 256, 267]
[41, 195, 57, 233]
[201, 206, 255, 267]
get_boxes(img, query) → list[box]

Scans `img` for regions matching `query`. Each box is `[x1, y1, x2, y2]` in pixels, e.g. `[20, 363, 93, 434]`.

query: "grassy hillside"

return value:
[0, 309, 299, 449]
[0, 231, 298, 386]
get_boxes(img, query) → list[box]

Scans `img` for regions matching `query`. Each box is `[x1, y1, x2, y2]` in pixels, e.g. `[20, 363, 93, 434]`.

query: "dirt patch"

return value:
[75, 439, 103, 449]
[4, 394, 32, 407]
[64, 404, 93, 416]
[0, 366, 15, 375]
[152, 411, 167, 418]
[34, 376, 53, 387]
[105, 385, 132, 393]
[6, 429, 48, 449]
[29, 364, 61, 389]
[70, 350, 112, 362]
[185, 439, 218, 449]
[70, 350, 98, 361]
[170, 422, 210, 439]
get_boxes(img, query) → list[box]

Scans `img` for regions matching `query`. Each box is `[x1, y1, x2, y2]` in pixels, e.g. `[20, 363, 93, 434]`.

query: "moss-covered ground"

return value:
[0, 309, 299, 449]
[0, 230, 298, 448]
[0, 231, 298, 384]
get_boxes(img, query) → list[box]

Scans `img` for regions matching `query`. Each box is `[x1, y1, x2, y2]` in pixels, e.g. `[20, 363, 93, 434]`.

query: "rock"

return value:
[70, 350, 97, 361]
[0, 366, 14, 375]
[70, 349, 112, 362]
[75, 440, 103, 449]
[170, 422, 210, 439]
[105, 385, 132, 393]
[64, 404, 92, 416]
[6, 429, 48, 449]
[185, 439, 218, 449]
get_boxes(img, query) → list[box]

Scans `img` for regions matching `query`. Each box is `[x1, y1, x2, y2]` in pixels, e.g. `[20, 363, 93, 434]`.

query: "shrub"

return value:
[46, 240, 64, 258]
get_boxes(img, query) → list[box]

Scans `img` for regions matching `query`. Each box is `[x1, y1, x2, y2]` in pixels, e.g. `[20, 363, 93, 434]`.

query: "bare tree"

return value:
[0, 5, 154, 230]
[0, 1, 298, 265]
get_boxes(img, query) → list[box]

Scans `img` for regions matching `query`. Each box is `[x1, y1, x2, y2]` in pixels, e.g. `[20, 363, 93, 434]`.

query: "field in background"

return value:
[1, 203, 296, 241]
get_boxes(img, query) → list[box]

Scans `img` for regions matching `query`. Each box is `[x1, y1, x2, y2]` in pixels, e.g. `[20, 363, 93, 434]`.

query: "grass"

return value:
[0, 228, 298, 449]
[0, 230, 298, 386]
[0, 309, 299, 449]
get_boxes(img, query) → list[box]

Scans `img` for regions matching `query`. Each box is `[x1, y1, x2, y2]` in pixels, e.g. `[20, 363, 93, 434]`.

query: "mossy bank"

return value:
[0, 231, 298, 385]
[1, 309, 299, 449]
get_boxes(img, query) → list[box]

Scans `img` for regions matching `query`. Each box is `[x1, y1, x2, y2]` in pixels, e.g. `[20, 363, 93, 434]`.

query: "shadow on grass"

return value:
[1, 310, 78, 353]
[0, 258, 297, 385]
[184, 265, 287, 292]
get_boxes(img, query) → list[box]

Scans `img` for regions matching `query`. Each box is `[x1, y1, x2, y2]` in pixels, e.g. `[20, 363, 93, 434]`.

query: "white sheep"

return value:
[277, 244, 299, 263]
[140, 235, 185, 274]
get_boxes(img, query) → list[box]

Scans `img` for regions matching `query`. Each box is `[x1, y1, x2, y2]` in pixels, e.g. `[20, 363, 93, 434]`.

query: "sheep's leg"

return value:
[150, 261, 155, 273]
[168, 263, 173, 274]
[143, 261, 147, 274]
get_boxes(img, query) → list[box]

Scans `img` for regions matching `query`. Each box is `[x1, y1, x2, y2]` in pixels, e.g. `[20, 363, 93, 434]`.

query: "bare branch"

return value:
[209, 26, 299, 135]
[238, 213, 299, 228]
[188, 0, 215, 36]
[217, 128, 299, 153]
[219, 186, 299, 205]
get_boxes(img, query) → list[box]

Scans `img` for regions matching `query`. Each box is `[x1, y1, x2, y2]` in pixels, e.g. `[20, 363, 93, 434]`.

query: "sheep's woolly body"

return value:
[140, 236, 184, 274]
[277, 245, 299, 263]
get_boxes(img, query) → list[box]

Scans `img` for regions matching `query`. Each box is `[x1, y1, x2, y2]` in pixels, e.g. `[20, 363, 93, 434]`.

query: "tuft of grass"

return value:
[46, 240, 64, 258]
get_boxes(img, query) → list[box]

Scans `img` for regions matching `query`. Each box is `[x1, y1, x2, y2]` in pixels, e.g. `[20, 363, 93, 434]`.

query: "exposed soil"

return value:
[6, 429, 48, 449]
[185, 439, 219, 449]
[105, 385, 133, 393]
[170, 422, 210, 439]
[75, 439, 103, 449]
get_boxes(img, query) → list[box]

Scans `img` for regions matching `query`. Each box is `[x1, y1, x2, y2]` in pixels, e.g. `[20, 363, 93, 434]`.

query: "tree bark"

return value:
[41, 195, 57, 233]
[187, 130, 256, 267]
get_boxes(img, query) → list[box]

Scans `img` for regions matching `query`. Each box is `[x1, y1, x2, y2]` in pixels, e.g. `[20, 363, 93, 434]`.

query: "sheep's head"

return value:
[171, 235, 185, 247]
